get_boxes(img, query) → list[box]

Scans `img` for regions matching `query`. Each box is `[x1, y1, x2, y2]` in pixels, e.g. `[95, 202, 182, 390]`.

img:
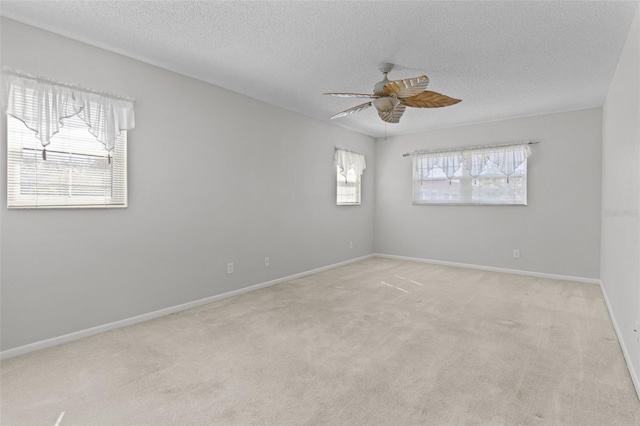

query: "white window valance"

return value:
[414, 142, 533, 182]
[335, 148, 366, 181]
[1, 67, 135, 153]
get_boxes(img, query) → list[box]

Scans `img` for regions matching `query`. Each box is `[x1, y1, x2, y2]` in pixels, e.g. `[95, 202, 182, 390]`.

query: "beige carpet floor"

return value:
[1, 257, 639, 425]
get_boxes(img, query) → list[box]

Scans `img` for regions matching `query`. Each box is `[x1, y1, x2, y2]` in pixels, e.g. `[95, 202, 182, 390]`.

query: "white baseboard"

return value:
[0, 254, 374, 360]
[374, 253, 600, 284]
[599, 280, 640, 401]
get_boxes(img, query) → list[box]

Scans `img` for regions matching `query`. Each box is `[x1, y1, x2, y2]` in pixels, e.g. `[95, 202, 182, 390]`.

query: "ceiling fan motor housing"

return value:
[374, 63, 395, 94]
[374, 76, 389, 95]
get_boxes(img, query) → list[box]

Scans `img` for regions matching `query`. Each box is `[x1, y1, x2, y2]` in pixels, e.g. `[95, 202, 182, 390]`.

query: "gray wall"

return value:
[375, 109, 602, 279]
[0, 18, 375, 351]
[601, 6, 640, 386]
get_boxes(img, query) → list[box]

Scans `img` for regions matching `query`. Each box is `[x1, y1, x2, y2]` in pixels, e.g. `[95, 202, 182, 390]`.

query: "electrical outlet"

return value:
[349, 241, 353, 249]
[264, 257, 270, 267]
[513, 249, 520, 259]
[227, 262, 234, 274]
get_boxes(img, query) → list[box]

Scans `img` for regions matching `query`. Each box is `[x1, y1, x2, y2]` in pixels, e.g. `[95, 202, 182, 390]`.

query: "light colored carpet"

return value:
[1, 257, 639, 425]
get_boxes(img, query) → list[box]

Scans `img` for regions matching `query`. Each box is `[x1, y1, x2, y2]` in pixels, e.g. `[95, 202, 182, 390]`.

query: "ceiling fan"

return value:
[324, 63, 461, 123]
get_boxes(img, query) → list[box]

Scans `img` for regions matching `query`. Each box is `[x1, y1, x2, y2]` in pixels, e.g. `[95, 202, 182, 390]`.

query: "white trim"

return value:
[0, 254, 374, 360]
[599, 280, 640, 401]
[374, 253, 600, 284]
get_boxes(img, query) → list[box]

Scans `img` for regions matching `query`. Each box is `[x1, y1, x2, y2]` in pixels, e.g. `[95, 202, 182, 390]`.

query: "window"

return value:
[336, 165, 361, 205]
[414, 160, 527, 205]
[2, 67, 135, 208]
[412, 143, 531, 205]
[335, 149, 366, 205]
[7, 115, 127, 208]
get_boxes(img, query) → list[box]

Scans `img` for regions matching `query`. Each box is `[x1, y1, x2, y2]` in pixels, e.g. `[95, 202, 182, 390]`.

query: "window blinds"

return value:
[7, 115, 127, 208]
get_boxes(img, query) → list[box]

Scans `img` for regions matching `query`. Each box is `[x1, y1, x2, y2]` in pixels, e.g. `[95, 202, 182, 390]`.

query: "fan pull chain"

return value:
[42, 148, 47, 161]
[108, 154, 111, 165]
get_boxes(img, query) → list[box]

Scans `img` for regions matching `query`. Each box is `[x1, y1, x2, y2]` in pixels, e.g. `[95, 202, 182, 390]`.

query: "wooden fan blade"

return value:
[402, 91, 462, 108]
[330, 101, 373, 120]
[324, 92, 378, 98]
[383, 75, 429, 98]
[378, 104, 406, 123]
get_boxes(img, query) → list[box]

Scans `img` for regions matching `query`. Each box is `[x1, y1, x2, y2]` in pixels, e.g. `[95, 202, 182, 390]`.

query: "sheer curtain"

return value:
[414, 143, 532, 182]
[462, 145, 531, 180]
[1, 67, 135, 153]
[335, 148, 366, 181]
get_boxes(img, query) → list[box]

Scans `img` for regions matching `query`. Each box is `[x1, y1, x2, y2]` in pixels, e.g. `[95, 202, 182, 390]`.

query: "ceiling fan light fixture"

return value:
[373, 96, 400, 113]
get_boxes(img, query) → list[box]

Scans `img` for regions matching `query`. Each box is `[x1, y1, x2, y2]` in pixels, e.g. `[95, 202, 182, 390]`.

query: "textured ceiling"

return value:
[1, 1, 638, 138]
